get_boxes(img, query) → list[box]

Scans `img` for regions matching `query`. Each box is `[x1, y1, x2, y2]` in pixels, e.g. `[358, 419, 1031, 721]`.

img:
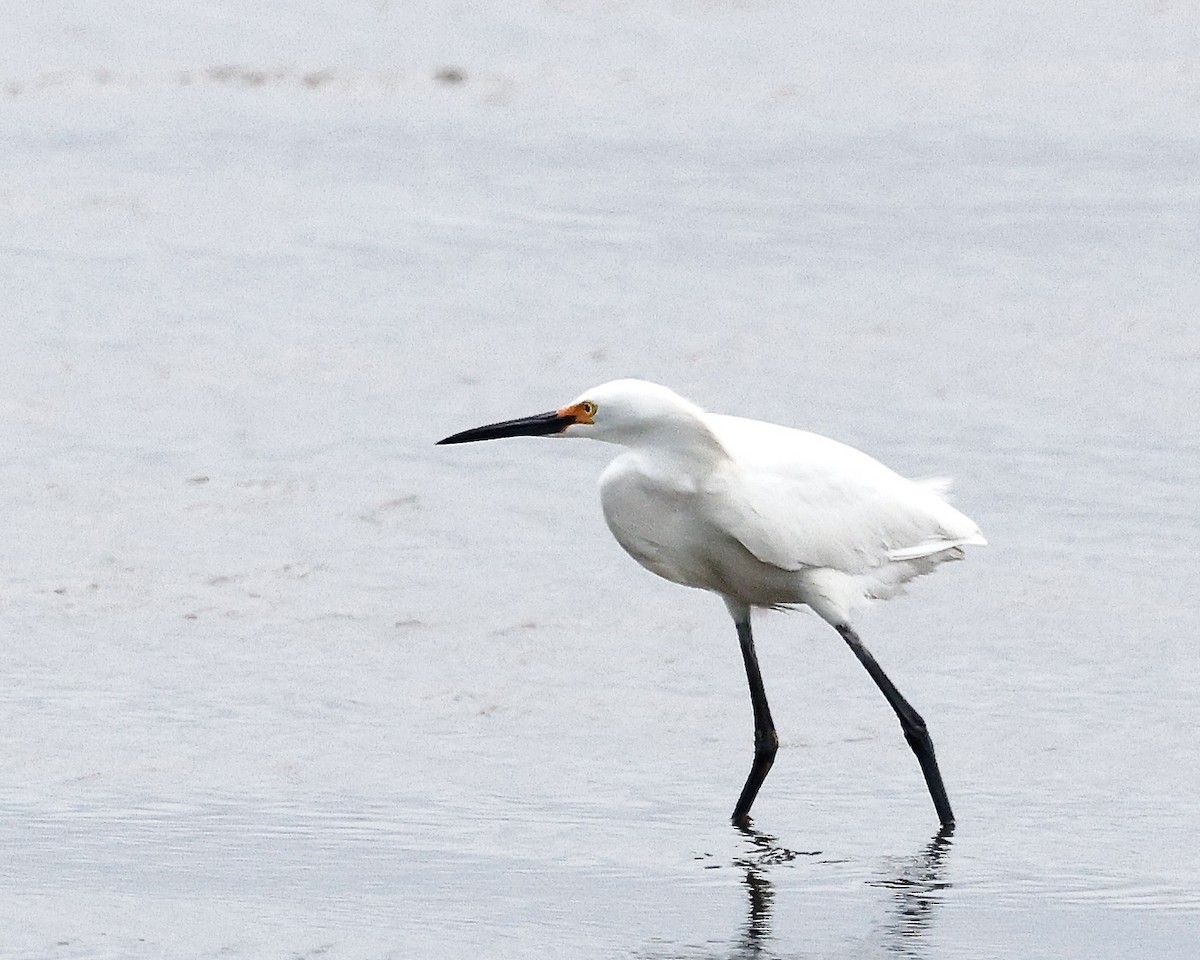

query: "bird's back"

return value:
[709, 413, 979, 545]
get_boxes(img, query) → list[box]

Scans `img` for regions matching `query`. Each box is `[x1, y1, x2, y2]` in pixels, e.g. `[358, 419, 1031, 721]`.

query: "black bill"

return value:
[437, 411, 576, 445]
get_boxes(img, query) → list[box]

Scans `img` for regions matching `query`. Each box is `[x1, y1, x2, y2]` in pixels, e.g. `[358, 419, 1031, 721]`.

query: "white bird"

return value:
[438, 379, 985, 829]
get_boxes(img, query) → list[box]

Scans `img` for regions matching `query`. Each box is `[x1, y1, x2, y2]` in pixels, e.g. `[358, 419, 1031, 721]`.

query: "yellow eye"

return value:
[580, 401, 597, 418]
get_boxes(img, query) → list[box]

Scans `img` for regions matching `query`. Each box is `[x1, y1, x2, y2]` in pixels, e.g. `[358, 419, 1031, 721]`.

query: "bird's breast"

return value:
[597, 455, 775, 599]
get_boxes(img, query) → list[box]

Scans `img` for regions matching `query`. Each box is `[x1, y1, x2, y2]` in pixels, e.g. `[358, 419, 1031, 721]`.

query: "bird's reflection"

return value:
[731, 824, 820, 955]
[867, 825, 954, 957]
[729, 824, 954, 959]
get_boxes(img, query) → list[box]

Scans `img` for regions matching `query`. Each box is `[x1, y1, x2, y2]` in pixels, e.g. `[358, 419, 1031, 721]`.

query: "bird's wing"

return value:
[703, 414, 984, 574]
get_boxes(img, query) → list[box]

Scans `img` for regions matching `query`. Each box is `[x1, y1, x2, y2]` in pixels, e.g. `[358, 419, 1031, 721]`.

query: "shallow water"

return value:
[3, 2, 1199, 958]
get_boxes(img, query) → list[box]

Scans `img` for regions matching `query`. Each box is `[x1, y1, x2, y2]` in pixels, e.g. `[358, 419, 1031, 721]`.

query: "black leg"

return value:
[836, 624, 955, 828]
[732, 618, 779, 826]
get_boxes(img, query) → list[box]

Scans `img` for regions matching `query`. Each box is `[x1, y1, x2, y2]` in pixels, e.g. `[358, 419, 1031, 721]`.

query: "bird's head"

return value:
[437, 379, 706, 447]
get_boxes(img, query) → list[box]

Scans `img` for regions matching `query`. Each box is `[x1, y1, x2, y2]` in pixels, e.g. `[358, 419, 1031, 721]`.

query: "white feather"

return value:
[583, 381, 985, 626]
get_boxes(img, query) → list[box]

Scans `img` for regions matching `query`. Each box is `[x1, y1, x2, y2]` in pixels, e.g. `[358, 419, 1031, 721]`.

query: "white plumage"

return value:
[581, 380, 984, 626]
[439, 378, 985, 830]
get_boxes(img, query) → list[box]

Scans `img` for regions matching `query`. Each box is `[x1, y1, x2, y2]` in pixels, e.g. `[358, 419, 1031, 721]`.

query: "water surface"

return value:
[2, 2, 1198, 957]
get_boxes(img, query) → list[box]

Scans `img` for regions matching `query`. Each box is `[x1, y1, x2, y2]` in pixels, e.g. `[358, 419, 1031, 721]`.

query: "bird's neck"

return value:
[624, 416, 729, 484]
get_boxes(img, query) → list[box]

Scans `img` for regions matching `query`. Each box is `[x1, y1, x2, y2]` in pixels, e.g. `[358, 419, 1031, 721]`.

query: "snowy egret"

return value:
[438, 379, 985, 828]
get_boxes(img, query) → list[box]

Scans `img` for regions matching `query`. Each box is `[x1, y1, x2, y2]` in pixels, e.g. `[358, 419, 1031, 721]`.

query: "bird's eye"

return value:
[580, 401, 597, 418]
